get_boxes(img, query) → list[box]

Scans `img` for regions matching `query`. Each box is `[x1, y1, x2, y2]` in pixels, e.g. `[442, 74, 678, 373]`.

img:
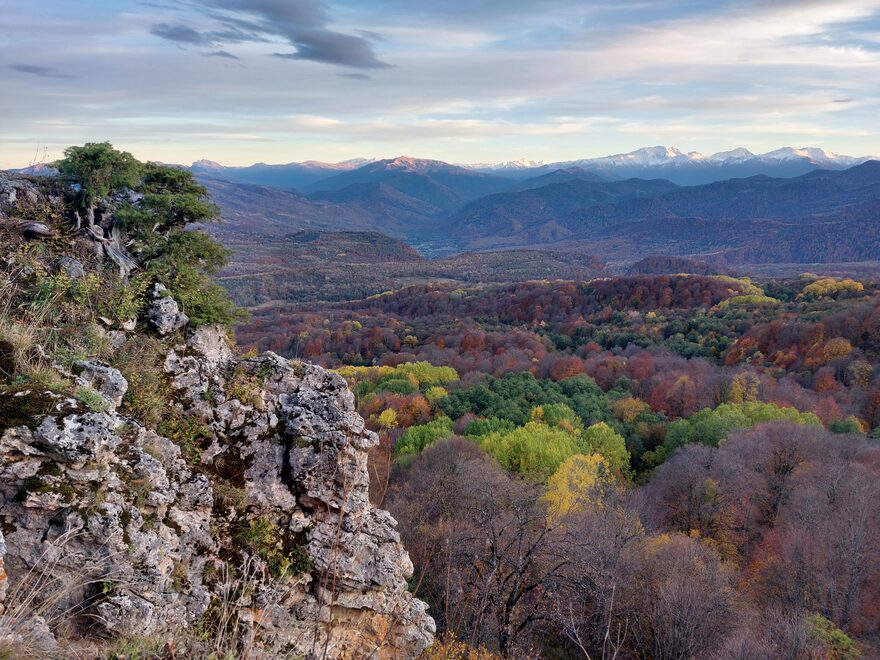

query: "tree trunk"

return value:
[79, 205, 137, 278]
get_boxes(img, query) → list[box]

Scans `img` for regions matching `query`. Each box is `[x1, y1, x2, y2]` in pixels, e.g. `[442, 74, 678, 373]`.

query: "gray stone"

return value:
[0, 615, 57, 654]
[145, 296, 189, 335]
[0, 325, 433, 658]
[163, 330, 435, 658]
[74, 360, 128, 409]
[53, 255, 85, 279]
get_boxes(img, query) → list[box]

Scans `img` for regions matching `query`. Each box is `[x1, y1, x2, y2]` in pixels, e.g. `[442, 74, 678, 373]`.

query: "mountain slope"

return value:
[446, 177, 679, 248]
[198, 176, 440, 241]
[303, 156, 513, 209]
[190, 158, 371, 190]
[514, 167, 605, 191]
[442, 161, 880, 264]
[574, 160, 880, 228]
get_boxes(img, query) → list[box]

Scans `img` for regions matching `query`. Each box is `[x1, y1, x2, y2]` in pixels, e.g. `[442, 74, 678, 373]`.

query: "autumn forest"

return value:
[235, 269, 880, 657]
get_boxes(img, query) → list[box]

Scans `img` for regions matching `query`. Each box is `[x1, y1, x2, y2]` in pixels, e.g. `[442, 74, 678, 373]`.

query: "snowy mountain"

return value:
[188, 146, 878, 189]
[468, 158, 545, 172]
[543, 146, 878, 185]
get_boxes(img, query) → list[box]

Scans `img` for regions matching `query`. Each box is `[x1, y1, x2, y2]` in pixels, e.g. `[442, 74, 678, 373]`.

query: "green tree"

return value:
[664, 402, 821, 454]
[582, 422, 630, 475]
[396, 361, 459, 387]
[464, 417, 516, 439]
[56, 143, 238, 326]
[480, 421, 584, 481]
[395, 416, 454, 458]
[425, 385, 449, 406]
[531, 402, 584, 434]
[829, 415, 865, 435]
[57, 142, 141, 211]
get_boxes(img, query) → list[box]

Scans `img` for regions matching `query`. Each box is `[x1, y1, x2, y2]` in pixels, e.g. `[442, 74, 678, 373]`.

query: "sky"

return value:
[2, 0, 880, 167]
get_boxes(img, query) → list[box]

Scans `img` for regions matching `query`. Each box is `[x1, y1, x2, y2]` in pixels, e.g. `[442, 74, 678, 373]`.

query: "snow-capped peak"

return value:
[191, 159, 225, 169]
[466, 158, 545, 171]
[618, 146, 689, 164]
[758, 147, 852, 164]
[708, 148, 755, 163]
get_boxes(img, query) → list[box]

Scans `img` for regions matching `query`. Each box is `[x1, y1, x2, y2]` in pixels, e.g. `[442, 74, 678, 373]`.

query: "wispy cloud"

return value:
[149, 0, 391, 68]
[9, 64, 75, 79]
[203, 49, 240, 60]
[150, 22, 209, 45]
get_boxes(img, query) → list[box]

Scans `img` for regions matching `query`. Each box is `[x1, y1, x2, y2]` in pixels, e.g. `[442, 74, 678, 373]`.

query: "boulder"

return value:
[53, 256, 86, 279]
[73, 360, 128, 409]
[145, 295, 189, 335]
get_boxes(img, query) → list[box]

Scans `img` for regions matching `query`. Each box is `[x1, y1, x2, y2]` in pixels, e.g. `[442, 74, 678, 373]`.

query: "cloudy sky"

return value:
[2, 0, 880, 167]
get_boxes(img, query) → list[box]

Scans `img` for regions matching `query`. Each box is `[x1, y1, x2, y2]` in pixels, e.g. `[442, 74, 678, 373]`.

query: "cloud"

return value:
[203, 49, 240, 59]
[151, 22, 210, 45]
[270, 30, 392, 69]
[339, 73, 371, 80]
[9, 64, 76, 79]
[209, 0, 391, 68]
[149, 0, 391, 68]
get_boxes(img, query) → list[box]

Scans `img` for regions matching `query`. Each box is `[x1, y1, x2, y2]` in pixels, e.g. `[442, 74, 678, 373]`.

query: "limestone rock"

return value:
[0, 326, 434, 658]
[0, 615, 57, 654]
[145, 293, 189, 335]
[73, 360, 128, 409]
[164, 325, 436, 658]
[0, 393, 215, 640]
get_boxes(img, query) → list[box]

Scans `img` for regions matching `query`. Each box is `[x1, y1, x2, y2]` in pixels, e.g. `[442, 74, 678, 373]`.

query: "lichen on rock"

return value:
[163, 326, 436, 657]
[0, 326, 434, 658]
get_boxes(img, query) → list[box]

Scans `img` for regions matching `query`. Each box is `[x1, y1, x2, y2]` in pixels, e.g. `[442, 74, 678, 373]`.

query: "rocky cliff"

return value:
[0, 169, 434, 658]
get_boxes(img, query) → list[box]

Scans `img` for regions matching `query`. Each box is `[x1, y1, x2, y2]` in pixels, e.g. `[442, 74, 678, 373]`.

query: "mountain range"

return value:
[12, 145, 878, 268]
[189, 145, 878, 189]
[196, 155, 880, 267]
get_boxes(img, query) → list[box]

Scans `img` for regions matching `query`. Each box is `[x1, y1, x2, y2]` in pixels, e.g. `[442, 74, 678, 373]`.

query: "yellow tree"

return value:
[542, 453, 610, 522]
[378, 408, 398, 431]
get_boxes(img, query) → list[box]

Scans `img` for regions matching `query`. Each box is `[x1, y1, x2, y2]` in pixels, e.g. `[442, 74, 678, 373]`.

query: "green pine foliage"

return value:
[55, 142, 240, 327]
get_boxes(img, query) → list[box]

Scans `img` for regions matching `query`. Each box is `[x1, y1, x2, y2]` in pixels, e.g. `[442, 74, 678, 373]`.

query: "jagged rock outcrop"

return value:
[163, 326, 435, 657]
[73, 360, 129, 410]
[0, 327, 434, 658]
[0, 392, 215, 640]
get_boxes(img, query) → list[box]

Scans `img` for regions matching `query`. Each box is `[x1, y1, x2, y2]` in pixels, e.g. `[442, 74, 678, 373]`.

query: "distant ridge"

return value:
[186, 145, 879, 189]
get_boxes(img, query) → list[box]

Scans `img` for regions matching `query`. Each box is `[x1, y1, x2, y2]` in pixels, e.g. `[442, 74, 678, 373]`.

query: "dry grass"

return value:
[0, 528, 130, 659]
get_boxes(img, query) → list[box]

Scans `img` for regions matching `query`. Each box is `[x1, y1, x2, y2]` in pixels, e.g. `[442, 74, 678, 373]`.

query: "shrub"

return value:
[234, 516, 312, 579]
